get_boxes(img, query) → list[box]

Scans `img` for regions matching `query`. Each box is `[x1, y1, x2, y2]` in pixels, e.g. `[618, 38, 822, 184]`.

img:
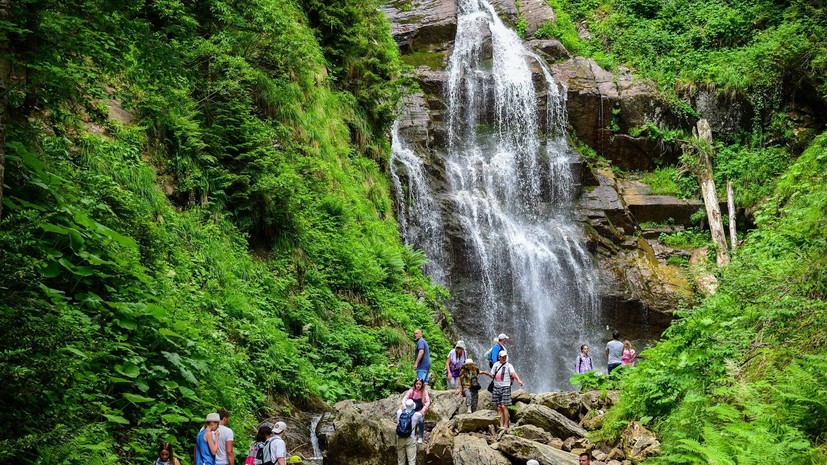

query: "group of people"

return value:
[574, 330, 637, 375]
[397, 329, 637, 465]
[153, 408, 302, 465]
[397, 331, 523, 465]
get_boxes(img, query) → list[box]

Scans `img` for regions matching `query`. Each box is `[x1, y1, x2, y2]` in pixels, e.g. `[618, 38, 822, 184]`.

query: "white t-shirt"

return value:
[606, 340, 624, 365]
[215, 424, 234, 464]
[267, 435, 287, 460]
[395, 409, 423, 439]
[491, 362, 515, 387]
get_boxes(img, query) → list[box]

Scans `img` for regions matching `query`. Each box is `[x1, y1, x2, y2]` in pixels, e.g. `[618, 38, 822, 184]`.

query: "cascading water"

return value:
[391, 0, 601, 391]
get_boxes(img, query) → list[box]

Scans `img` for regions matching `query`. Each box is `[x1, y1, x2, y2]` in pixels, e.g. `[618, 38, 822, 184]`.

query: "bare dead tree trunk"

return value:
[727, 180, 736, 250]
[691, 119, 730, 266]
[0, 0, 10, 219]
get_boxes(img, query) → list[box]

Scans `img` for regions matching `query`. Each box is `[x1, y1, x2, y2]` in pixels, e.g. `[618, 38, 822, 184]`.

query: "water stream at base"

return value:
[391, 0, 601, 391]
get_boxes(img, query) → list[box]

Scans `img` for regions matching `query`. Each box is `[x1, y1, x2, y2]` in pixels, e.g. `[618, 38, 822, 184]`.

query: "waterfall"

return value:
[391, 0, 601, 391]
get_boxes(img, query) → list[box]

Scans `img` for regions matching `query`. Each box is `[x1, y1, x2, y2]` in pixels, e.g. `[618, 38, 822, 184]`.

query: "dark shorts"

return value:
[491, 385, 512, 407]
[608, 362, 621, 373]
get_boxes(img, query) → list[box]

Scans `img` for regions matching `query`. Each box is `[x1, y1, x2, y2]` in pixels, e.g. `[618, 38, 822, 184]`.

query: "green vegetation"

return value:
[598, 133, 827, 463]
[658, 229, 709, 249]
[640, 167, 698, 199]
[0, 0, 449, 463]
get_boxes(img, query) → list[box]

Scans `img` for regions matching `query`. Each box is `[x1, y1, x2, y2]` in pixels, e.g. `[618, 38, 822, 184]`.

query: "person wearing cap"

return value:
[413, 329, 431, 384]
[489, 333, 509, 367]
[265, 421, 288, 465]
[194, 413, 220, 465]
[287, 455, 304, 464]
[444, 340, 467, 388]
[456, 358, 480, 413]
[481, 349, 523, 430]
[396, 398, 424, 465]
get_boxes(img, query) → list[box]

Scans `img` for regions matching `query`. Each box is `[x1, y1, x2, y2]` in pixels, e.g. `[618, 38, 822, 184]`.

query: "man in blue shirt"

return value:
[413, 329, 431, 383]
[490, 333, 509, 367]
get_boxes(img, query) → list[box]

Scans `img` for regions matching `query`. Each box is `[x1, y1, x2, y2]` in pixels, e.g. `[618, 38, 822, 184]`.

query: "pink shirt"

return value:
[622, 349, 636, 366]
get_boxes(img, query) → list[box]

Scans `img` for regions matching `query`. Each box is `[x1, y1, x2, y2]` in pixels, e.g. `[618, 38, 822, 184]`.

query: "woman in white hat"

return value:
[194, 412, 220, 465]
[456, 358, 481, 413]
[444, 340, 467, 388]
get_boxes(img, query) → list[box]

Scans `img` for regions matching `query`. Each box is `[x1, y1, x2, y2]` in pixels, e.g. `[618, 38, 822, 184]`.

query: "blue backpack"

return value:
[396, 411, 414, 437]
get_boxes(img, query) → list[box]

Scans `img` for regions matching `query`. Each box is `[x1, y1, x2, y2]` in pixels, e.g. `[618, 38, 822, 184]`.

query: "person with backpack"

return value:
[396, 399, 423, 465]
[444, 340, 467, 388]
[194, 413, 220, 465]
[482, 336, 498, 369]
[400, 378, 430, 443]
[257, 421, 287, 465]
[244, 424, 271, 465]
[481, 350, 523, 431]
[456, 358, 481, 413]
[489, 333, 509, 367]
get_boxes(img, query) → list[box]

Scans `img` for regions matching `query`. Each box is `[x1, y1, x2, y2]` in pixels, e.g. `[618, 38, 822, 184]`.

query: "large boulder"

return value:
[497, 434, 580, 465]
[455, 410, 501, 433]
[426, 421, 456, 465]
[508, 424, 553, 443]
[621, 422, 661, 463]
[323, 407, 396, 465]
[533, 391, 582, 420]
[426, 390, 465, 423]
[381, 0, 457, 52]
[517, 404, 588, 439]
[453, 435, 511, 465]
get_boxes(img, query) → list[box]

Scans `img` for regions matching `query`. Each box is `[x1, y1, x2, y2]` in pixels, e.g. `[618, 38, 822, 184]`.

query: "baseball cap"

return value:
[498, 349, 508, 357]
[497, 333, 509, 340]
[272, 421, 287, 434]
[205, 412, 220, 423]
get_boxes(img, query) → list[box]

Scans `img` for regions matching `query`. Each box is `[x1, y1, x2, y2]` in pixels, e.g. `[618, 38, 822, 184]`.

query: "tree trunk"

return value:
[727, 180, 736, 250]
[0, 0, 10, 219]
[692, 119, 730, 266]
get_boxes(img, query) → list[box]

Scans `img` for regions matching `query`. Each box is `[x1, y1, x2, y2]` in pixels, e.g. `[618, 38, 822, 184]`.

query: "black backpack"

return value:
[396, 410, 414, 437]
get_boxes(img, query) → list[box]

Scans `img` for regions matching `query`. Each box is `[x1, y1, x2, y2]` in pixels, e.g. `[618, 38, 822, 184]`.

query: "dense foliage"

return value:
[601, 133, 827, 463]
[0, 0, 450, 463]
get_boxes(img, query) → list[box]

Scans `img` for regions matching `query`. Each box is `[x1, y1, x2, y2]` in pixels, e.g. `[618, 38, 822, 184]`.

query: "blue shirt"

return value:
[195, 429, 215, 465]
[415, 337, 431, 371]
[490, 343, 505, 365]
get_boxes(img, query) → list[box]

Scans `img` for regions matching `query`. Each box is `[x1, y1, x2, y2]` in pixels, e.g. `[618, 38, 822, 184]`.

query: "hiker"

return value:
[413, 329, 431, 384]
[575, 344, 593, 374]
[445, 340, 467, 388]
[481, 350, 523, 430]
[194, 413, 220, 465]
[456, 358, 481, 413]
[216, 408, 235, 465]
[579, 452, 592, 465]
[483, 336, 498, 368]
[396, 399, 424, 465]
[287, 456, 304, 464]
[263, 421, 288, 465]
[154, 442, 181, 465]
[622, 340, 636, 366]
[605, 330, 623, 374]
[244, 424, 271, 465]
[401, 378, 430, 443]
[489, 333, 509, 367]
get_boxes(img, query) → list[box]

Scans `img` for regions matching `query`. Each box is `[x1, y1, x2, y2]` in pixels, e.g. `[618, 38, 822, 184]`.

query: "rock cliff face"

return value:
[322, 389, 660, 465]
